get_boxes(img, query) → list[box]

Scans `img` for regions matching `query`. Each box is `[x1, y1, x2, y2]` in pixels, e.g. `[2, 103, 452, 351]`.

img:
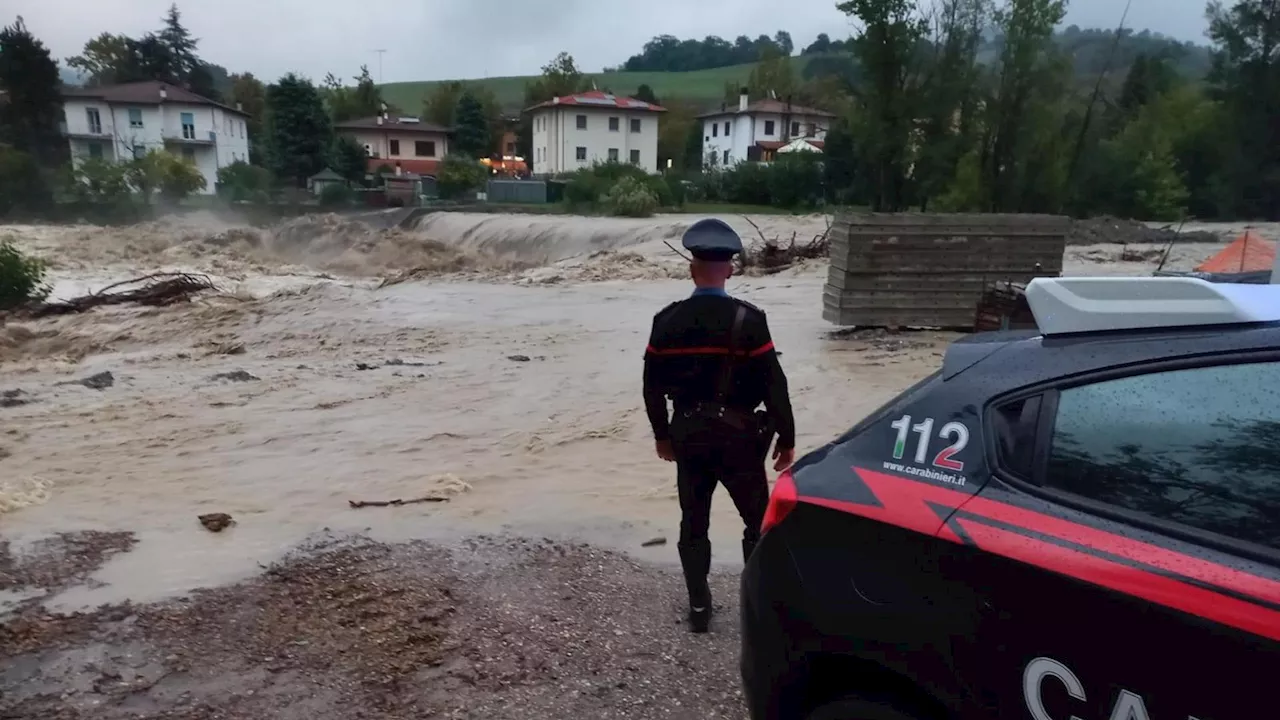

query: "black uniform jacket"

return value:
[642, 293, 796, 449]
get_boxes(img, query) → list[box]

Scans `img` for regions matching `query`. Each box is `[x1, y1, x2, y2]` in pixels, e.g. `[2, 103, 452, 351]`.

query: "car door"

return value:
[953, 356, 1280, 720]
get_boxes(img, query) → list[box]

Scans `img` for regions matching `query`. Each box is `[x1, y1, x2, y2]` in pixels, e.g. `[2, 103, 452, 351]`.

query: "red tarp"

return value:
[1195, 231, 1277, 273]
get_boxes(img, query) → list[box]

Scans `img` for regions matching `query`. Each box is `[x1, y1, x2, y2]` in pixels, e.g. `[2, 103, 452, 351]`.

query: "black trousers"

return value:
[670, 413, 771, 549]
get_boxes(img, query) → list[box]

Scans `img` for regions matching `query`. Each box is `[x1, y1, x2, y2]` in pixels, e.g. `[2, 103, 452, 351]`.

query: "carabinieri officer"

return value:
[642, 217, 796, 633]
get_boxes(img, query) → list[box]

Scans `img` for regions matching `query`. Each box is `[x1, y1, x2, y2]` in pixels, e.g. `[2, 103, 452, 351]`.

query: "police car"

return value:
[740, 276, 1280, 720]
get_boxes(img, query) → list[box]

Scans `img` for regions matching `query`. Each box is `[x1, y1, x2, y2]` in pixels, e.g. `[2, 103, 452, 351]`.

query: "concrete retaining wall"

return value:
[824, 213, 1069, 329]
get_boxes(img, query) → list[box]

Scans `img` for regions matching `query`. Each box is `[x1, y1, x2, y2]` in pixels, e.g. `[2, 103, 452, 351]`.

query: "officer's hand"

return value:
[772, 444, 795, 472]
[656, 439, 676, 462]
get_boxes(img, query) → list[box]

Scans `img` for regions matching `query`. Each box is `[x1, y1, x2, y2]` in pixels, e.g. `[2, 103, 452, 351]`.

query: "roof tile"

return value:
[524, 90, 666, 114]
[62, 81, 248, 116]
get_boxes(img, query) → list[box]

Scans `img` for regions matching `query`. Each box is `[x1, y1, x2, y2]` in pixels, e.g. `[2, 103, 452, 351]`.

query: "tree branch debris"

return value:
[736, 214, 831, 274]
[13, 273, 218, 318]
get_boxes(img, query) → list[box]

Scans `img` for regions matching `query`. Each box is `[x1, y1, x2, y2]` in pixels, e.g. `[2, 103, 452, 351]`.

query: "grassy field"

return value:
[378, 59, 819, 115]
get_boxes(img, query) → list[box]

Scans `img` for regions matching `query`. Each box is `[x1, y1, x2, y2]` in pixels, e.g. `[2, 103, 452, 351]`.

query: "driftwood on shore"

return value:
[15, 273, 217, 319]
[348, 495, 451, 509]
[736, 215, 831, 274]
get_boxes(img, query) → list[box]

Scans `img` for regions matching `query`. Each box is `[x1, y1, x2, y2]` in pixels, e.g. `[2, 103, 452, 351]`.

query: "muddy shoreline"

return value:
[0, 210, 1272, 718]
[2, 533, 745, 720]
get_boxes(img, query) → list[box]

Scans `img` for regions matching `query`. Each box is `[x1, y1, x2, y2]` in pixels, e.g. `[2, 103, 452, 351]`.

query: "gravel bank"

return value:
[1, 533, 747, 719]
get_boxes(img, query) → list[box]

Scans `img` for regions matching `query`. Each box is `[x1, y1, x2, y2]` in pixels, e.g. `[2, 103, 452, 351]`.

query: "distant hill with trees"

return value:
[378, 25, 1214, 114]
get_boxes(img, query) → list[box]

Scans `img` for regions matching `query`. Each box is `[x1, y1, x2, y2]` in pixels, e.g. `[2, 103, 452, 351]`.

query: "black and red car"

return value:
[740, 276, 1280, 720]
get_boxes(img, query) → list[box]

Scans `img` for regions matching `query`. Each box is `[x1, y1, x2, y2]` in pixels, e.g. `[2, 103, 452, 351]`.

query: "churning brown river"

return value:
[0, 210, 1248, 611]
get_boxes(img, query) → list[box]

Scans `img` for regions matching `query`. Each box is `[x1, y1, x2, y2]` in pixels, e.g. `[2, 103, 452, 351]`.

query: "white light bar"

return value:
[1024, 276, 1280, 336]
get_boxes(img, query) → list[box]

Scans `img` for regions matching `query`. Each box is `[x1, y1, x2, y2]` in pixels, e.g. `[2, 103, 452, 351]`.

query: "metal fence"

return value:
[823, 213, 1070, 329]
[486, 179, 548, 204]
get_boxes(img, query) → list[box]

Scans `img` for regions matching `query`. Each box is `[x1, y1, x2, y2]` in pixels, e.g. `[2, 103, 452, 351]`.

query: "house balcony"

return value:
[163, 130, 217, 146]
[59, 123, 112, 141]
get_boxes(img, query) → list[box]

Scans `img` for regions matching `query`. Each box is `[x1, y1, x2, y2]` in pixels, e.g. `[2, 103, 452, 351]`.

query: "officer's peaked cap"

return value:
[681, 218, 743, 262]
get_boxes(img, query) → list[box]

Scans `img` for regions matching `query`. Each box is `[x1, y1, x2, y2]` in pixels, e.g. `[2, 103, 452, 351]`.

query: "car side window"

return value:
[1047, 360, 1280, 551]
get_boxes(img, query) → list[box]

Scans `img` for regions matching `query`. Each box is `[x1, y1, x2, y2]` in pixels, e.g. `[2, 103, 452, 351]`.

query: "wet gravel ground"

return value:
[0, 534, 747, 719]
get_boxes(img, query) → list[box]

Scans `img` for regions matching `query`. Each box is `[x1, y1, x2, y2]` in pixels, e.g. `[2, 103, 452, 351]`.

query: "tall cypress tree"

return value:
[159, 4, 199, 81]
[452, 91, 490, 158]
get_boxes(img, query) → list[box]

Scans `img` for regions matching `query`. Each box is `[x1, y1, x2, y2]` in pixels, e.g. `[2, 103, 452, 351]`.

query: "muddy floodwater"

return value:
[0, 211, 1262, 610]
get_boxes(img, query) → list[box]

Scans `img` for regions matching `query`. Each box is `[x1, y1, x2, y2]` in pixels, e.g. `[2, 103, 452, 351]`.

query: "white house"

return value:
[698, 90, 836, 168]
[526, 90, 665, 175]
[61, 81, 252, 194]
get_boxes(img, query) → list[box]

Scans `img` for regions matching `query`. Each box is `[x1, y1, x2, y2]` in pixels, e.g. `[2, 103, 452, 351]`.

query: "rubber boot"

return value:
[677, 539, 712, 633]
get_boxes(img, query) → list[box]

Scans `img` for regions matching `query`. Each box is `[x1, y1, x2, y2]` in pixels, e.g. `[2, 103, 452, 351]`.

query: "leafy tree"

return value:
[318, 182, 354, 208]
[1094, 108, 1189, 220]
[331, 135, 369, 183]
[120, 34, 180, 85]
[746, 44, 795, 101]
[1203, 0, 1280, 219]
[621, 32, 795, 72]
[67, 33, 131, 87]
[121, 150, 206, 204]
[632, 84, 660, 105]
[0, 147, 49, 216]
[978, 0, 1068, 211]
[519, 52, 593, 165]
[823, 115, 857, 198]
[188, 63, 221, 101]
[774, 31, 795, 56]
[350, 66, 383, 117]
[912, 0, 990, 210]
[125, 152, 163, 203]
[527, 52, 590, 102]
[803, 33, 854, 55]
[323, 66, 383, 122]
[67, 157, 134, 206]
[0, 18, 65, 168]
[838, 0, 928, 210]
[656, 100, 697, 170]
[682, 119, 704, 170]
[0, 239, 49, 310]
[229, 72, 268, 162]
[216, 160, 274, 202]
[154, 151, 206, 202]
[452, 91, 490, 157]
[264, 73, 334, 187]
[424, 80, 466, 126]
[436, 154, 487, 199]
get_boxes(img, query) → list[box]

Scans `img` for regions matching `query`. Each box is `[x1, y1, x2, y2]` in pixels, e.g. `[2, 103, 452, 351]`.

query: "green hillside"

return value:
[378, 61, 766, 114]
[378, 30, 1213, 116]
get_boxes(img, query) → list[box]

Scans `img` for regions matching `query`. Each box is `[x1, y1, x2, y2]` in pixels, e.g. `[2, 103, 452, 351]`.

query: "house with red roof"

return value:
[524, 90, 666, 175]
[697, 89, 836, 168]
[334, 111, 452, 177]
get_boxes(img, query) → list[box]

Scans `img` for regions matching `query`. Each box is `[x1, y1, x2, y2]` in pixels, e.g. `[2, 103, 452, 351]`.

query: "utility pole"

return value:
[373, 49, 387, 83]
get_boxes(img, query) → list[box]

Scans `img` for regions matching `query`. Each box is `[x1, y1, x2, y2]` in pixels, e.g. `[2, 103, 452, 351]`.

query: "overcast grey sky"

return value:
[11, 0, 1213, 85]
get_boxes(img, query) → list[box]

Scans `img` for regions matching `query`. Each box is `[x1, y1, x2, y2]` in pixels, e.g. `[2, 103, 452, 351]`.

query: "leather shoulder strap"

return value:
[714, 305, 748, 403]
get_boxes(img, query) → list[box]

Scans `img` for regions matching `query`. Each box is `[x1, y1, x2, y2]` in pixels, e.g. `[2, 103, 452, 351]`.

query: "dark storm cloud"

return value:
[11, 0, 1212, 84]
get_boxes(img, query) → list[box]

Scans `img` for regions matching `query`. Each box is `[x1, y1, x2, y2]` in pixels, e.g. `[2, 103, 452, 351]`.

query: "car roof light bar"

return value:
[1024, 276, 1280, 336]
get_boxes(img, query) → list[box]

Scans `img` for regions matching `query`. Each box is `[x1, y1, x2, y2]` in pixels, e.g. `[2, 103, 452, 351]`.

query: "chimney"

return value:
[738, 87, 748, 113]
[236, 102, 243, 112]
[377, 115, 383, 126]
[159, 86, 167, 101]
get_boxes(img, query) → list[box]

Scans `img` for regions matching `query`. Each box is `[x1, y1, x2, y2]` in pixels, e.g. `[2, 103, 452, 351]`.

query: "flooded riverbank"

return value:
[0, 211, 1258, 610]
